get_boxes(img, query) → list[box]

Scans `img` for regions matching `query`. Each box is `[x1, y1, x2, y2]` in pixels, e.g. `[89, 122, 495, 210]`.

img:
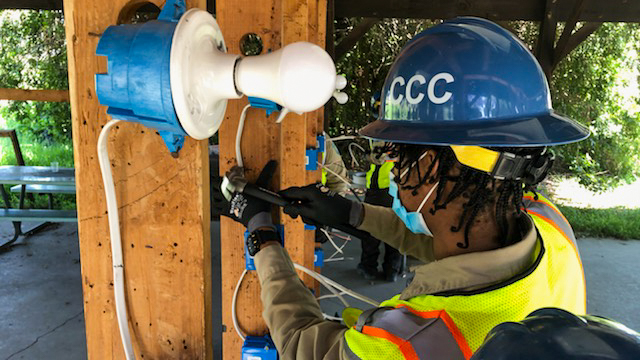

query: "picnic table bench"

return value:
[0, 166, 77, 251]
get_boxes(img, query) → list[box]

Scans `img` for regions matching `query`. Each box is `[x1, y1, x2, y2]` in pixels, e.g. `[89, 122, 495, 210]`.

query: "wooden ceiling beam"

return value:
[554, 22, 602, 65]
[0, 88, 69, 102]
[554, 0, 586, 58]
[334, 0, 640, 23]
[536, 0, 558, 81]
[335, 18, 379, 59]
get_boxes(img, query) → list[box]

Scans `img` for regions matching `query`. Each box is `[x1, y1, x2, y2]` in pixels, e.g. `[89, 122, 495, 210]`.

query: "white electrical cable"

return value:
[317, 291, 348, 301]
[328, 135, 358, 142]
[323, 314, 343, 322]
[97, 119, 136, 360]
[348, 142, 366, 168]
[293, 263, 379, 307]
[230, 264, 349, 341]
[322, 228, 344, 255]
[232, 269, 248, 341]
[235, 104, 252, 168]
[293, 263, 350, 307]
[305, 266, 380, 307]
[316, 161, 352, 188]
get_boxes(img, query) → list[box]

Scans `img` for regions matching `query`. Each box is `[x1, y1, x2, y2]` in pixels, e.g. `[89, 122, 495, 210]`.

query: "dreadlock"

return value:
[379, 143, 541, 249]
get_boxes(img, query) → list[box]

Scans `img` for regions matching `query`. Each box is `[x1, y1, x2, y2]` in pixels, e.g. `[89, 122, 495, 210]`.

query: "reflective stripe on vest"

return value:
[344, 191, 586, 356]
[366, 161, 394, 190]
[344, 306, 469, 360]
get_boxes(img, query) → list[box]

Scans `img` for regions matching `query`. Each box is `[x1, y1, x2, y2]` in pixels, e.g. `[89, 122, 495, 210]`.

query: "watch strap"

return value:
[247, 229, 280, 256]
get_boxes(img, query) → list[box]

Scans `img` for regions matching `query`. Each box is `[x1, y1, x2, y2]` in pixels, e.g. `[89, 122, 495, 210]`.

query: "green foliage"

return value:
[559, 205, 640, 240]
[549, 23, 640, 192]
[333, 20, 640, 191]
[0, 10, 71, 145]
[0, 137, 73, 167]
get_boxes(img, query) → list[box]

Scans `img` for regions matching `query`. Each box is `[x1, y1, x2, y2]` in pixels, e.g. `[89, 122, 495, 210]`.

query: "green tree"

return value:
[0, 10, 71, 144]
[549, 23, 640, 192]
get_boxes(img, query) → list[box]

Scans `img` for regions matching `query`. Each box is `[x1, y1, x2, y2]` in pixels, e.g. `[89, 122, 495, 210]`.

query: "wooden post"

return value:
[216, 0, 326, 358]
[63, 1, 211, 359]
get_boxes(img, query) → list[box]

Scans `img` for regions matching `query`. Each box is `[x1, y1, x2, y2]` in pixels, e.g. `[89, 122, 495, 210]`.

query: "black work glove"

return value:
[212, 161, 277, 230]
[279, 184, 356, 228]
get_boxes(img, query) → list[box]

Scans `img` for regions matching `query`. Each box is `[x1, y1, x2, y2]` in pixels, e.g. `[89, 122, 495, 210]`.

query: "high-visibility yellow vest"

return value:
[321, 150, 327, 185]
[365, 161, 394, 190]
[343, 192, 586, 359]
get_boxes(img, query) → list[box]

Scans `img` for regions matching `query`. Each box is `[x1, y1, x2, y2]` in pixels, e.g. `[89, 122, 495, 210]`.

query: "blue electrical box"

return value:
[304, 224, 316, 231]
[242, 335, 278, 360]
[248, 97, 283, 117]
[317, 134, 326, 153]
[95, 0, 188, 154]
[314, 248, 324, 268]
[305, 148, 320, 171]
[305, 134, 326, 171]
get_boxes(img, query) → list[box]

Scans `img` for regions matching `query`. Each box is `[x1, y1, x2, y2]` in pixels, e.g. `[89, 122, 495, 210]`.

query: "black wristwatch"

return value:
[247, 229, 280, 256]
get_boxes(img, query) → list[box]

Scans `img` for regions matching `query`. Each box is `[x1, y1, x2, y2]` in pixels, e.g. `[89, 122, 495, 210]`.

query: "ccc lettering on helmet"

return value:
[389, 72, 454, 105]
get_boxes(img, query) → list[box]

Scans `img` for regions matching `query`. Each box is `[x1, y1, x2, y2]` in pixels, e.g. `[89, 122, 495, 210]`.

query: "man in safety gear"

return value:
[472, 307, 640, 360]
[214, 17, 589, 359]
[358, 140, 402, 281]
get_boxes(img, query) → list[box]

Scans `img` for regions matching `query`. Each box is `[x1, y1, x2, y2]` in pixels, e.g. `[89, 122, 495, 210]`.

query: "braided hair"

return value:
[380, 143, 543, 249]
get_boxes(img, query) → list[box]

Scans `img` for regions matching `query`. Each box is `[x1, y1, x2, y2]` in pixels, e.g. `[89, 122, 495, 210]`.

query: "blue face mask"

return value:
[388, 168, 439, 236]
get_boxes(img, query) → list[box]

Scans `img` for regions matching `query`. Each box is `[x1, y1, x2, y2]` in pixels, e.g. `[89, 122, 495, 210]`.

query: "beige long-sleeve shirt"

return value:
[254, 204, 537, 359]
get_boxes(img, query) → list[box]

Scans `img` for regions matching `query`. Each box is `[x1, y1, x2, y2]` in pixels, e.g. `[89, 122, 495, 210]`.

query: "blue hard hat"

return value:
[359, 17, 589, 147]
[472, 308, 640, 360]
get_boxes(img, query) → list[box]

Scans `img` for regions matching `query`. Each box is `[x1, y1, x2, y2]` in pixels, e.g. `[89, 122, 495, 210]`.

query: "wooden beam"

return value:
[0, 88, 69, 102]
[536, 0, 558, 81]
[335, 18, 379, 59]
[216, 0, 324, 358]
[554, 22, 602, 67]
[334, 0, 640, 23]
[63, 1, 211, 359]
[553, 0, 586, 64]
[10, 0, 640, 23]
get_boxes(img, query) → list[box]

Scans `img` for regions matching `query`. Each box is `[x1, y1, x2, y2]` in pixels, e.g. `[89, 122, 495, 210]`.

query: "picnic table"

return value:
[0, 166, 77, 251]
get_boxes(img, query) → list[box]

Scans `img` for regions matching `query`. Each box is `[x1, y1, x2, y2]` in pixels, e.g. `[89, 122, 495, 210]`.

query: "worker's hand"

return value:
[212, 161, 277, 230]
[280, 184, 354, 228]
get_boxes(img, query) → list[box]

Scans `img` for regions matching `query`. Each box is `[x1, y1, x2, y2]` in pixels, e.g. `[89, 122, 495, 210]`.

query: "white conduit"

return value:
[235, 104, 252, 168]
[97, 119, 136, 360]
[231, 262, 380, 341]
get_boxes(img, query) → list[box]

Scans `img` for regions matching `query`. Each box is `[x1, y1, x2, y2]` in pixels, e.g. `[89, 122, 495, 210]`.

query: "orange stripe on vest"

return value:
[360, 325, 420, 360]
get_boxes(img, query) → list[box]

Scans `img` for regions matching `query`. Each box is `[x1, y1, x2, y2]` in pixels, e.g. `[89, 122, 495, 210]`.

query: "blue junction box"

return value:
[242, 335, 278, 360]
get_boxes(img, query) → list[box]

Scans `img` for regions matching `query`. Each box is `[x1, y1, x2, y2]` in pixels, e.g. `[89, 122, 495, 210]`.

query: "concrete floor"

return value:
[1, 221, 639, 359]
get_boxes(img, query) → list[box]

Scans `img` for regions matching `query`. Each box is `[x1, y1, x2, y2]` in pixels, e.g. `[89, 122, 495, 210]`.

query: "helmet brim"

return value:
[358, 112, 589, 147]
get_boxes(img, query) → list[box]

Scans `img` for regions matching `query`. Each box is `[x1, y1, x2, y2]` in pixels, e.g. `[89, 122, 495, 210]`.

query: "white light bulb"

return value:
[235, 42, 338, 113]
[335, 75, 347, 90]
[333, 91, 348, 105]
